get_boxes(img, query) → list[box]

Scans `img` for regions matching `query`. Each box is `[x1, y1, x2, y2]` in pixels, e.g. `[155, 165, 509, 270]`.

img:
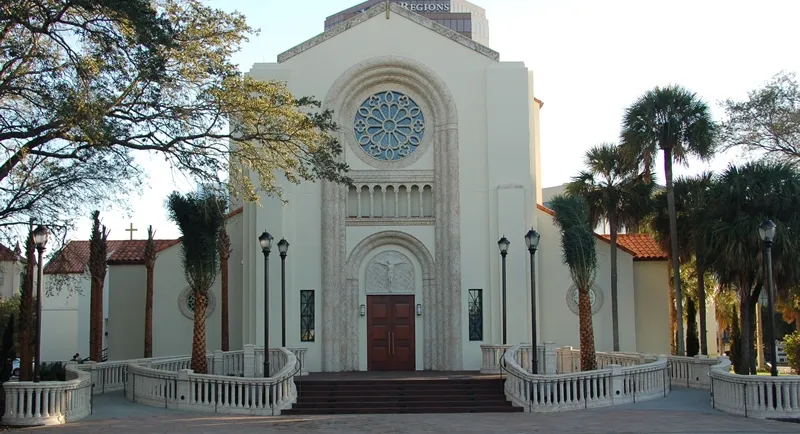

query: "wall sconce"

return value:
[360, 304, 366, 316]
[416, 304, 423, 316]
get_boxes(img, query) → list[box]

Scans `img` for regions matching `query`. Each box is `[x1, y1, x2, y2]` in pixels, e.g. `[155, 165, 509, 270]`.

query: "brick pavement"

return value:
[18, 388, 800, 433]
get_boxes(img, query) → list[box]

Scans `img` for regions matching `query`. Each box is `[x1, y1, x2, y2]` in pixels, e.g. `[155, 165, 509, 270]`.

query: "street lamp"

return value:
[277, 238, 289, 347]
[497, 236, 510, 345]
[524, 229, 541, 374]
[258, 231, 273, 377]
[759, 219, 778, 377]
[32, 225, 49, 383]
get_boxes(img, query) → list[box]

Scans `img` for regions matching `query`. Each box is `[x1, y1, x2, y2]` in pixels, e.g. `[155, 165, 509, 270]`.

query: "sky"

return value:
[72, 0, 800, 242]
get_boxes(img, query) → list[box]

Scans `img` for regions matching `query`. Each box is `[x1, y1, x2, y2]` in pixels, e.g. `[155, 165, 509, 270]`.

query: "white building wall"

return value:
[41, 274, 90, 361]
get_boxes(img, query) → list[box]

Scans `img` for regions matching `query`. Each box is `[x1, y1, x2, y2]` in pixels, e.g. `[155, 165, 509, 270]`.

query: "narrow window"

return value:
[300, 290, 315, 342]
[468, 289, 483, 341]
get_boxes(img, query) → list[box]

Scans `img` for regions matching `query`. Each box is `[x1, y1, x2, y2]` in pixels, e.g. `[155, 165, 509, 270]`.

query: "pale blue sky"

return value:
[76, 0, 800, 241]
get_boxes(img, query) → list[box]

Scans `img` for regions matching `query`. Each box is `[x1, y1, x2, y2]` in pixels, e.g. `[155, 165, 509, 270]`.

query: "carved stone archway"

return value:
[321, 56, 462, 371]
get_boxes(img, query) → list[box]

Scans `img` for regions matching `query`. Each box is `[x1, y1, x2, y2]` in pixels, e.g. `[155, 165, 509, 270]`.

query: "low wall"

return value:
[2, 362, 92, 426]
[709, 358, 800, 419]
[501, 343, 670, 412]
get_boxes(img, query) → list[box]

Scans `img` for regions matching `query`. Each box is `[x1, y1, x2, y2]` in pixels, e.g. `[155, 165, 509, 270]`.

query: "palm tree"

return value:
[218, 228, 231, 352]
[621, 85, 718, 355]
[652, 173, 715, 354]
[167, 191, 226, 373]
[144, 226, 156, 358]
[704, 161, 800, 374]
[549, 194, 598, 371]
[566, 143, 654, 351]
[89, 211, 109, 362]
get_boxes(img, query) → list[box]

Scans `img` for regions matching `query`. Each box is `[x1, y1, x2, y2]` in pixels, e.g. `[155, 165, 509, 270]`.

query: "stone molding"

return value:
[277, 3, 499, 64]
[348, 170, 434, 184]
[321, 56, 462, 371]
[346, 217, 435, 227]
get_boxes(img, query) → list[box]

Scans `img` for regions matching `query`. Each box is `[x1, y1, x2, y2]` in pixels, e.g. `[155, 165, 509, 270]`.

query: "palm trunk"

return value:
[191, 290, 208, 374]
[737, 288, 753, 375]
[668, 269, 677, 355]
[144, 265, 154, 358]
[221, 255, 229, 351]
[609, 216, 620, 351]
[747, 299, 757, 375]
[18, 228, 35, 381]
[578, 287, 597, 371]
[664, 148, 685, 355]
[90, 275, 104, 362]
[696, 258, 708, 355]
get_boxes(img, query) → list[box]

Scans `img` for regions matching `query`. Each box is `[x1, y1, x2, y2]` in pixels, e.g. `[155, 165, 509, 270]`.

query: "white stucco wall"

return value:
[633, 260, 670, 355]
[0, 261, 22, 299]
[41, 274, 90, 361]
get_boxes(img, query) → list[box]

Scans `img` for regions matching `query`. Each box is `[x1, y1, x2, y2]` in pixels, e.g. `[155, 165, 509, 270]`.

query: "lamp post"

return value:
[258, 231, 273, 377]
[32, 225, 49, 383]
[497, 236, 510, 345]
[524, 229, 541, 374]
[758, 219, 778, 377]
[277, 238, 289, 347]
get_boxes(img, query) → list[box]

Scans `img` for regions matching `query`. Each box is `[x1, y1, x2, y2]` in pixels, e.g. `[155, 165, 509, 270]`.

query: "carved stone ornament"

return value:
[178, 286, 216, 320]
[565, 284, 604, 316]
[366, 251, 415, 293]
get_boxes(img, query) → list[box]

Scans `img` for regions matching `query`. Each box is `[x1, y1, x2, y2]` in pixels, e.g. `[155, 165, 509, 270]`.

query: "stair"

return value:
[283, 377, 522, 415]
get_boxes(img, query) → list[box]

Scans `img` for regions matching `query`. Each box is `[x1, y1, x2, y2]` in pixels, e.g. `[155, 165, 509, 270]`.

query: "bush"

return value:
[686, 299, 700, 357]
[39, 362, 66, 381]
[784, 331, 800, 374]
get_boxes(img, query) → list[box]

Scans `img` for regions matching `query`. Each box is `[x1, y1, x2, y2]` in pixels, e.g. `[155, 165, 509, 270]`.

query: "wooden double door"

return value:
[367, 295, 416, 371]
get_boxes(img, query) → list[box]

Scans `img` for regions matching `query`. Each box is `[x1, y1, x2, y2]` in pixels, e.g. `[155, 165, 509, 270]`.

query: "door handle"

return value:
[390, 332, 395, 355]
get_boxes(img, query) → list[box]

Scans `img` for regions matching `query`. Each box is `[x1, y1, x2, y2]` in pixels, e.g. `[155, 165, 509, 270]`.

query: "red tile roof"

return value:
[44, 206, 245, 274]
[0, 243, 22, 262]
[536, 204, 666, 261]
[600, 233, 668, 261]
[44, 239, 181, 274]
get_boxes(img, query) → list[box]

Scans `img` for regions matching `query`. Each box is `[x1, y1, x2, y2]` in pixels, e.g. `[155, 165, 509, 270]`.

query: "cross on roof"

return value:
[125, 223, 138, 240]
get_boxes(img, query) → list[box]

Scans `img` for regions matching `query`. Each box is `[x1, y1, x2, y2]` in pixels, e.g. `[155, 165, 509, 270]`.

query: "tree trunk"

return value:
[609, 216, 620, 351]
[668, 271, 677, 355]
[90, 275, 104, 362]
[737, 289, 753, 375]
[663, 148, 685, 355]
[191, 290, 208, 374]
[696, 259, 708, 355]
[756, 302, 766, 370]
[221, 255, 229, 352]
[144, 265, 154, 358]
[686, 297, 699, 357]
[578, 287, 597, 371]
[747, 300, 757, 375]
[18, 228, 35, 381]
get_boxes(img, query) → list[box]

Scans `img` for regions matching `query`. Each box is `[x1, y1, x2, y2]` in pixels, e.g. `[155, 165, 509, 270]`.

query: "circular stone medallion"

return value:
[354, 91, 425, 161]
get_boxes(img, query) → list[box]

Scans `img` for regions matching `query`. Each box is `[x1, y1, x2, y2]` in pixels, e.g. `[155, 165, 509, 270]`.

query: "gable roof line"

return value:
[277, 2, 500, 63]
[536, 203, 641, 258]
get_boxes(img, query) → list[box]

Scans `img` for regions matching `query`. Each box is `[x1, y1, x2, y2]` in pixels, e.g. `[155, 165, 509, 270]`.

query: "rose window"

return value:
[354, 91, 425, 161]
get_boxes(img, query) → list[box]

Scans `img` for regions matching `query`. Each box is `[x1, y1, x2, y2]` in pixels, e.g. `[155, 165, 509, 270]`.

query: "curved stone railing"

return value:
[481, 343, 556, 374]
[2, 362, 93, 426]
[709, 357, 800, 419]
[668, 355, 725, 389]
[125, 347, 299, 416]
[501, 343, 670, 412]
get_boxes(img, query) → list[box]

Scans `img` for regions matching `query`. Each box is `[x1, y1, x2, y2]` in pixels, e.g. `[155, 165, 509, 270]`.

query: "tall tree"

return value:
[722, 72, 800, 163]
[0, 0, 350, 242]
[218, 227, 231, 352]
[652, 173, 715, 354]
[167, 190, 226, 374]
[89, 211, 109, 362]
[566, 143, 654, 350]
[704, 161, 800, 374]
[143, 226, 156, 358]
[621, 85, 718, 355]
[549, 194, 598, 371]
[17, 221, 35, 381]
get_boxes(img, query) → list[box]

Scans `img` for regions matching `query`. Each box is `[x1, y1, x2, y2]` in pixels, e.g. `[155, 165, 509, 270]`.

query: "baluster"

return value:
[356, 187, 362, 218]
[381, 186, 387, 218]
[369, 186, 374, 218]
[394, 187, 399, 217]
[418, 185, 424, 217]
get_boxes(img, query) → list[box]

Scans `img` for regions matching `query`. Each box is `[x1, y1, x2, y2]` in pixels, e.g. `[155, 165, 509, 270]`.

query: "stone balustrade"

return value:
[501, 343, 670, 412]
[480, 343, 556, 374]
[709, 357, 800, 419]
[2, 362, 93, 426]
[668, 355, 724, 389]
[125, 348, 299, 416]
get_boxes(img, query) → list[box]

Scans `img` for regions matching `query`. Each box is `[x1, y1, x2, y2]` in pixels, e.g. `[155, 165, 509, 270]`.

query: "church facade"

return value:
[40, 3, 677, 371]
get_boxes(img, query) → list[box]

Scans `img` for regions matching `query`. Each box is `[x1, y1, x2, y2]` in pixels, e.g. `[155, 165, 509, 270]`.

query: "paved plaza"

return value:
[14, 388, 799, 433]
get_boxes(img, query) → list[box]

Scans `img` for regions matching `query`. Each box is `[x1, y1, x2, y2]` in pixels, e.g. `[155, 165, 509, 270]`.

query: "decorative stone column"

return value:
[243, 344, 255, 378]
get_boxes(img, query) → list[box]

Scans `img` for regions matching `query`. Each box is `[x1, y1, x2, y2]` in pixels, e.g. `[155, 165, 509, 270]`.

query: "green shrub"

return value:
[784, 331, 800, 374]
[39, 362, 66, 381]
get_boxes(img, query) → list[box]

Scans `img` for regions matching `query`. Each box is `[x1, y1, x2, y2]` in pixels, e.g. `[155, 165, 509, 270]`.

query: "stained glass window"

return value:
[300, 290, 315, 342]
[354, 91, 425, 161]
[468, 289, 483, 341]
